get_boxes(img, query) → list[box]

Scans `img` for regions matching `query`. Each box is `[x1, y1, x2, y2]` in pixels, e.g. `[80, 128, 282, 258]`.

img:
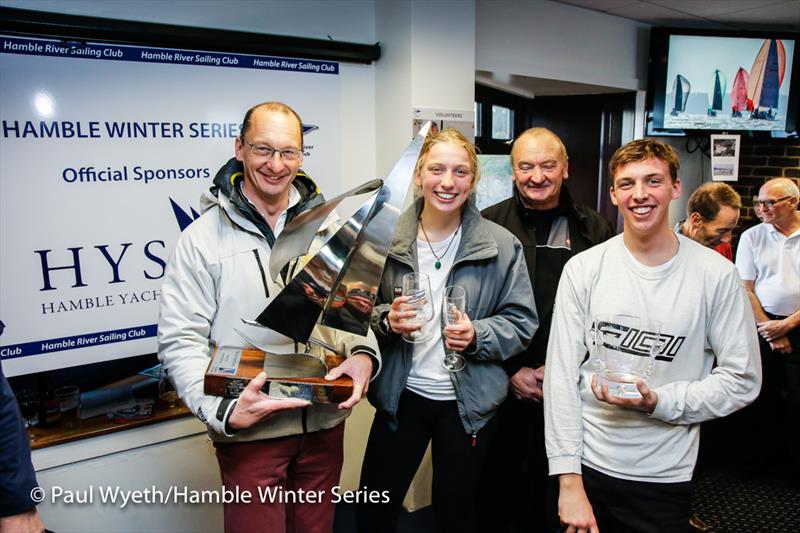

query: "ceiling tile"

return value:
[551, 0, 799, 30]
[606, 1, 705, 24]
[647, 0, 788, 18]
[714, 1, 800, 26]
[554, 0, 642, 12]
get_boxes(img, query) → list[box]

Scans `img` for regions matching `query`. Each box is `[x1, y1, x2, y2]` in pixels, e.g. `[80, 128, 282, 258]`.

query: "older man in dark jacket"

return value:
[479, 128, 615, 533]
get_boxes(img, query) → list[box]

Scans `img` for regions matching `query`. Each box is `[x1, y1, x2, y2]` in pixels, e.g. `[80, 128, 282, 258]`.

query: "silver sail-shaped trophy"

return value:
[249, 122, 432, 342]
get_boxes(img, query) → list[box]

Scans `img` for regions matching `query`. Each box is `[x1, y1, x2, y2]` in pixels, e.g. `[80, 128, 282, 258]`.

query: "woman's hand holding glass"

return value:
[386, 295, 429, 337]
[443, 310, 474, 351]
[442, 286, 473, 372]
[399, 272, 435, 343]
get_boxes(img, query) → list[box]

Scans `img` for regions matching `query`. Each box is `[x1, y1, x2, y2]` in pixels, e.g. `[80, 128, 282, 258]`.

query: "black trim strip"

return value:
[216, 398, 232, 422]
[351, 345, 376, 357]
[252, 249, 270, 298]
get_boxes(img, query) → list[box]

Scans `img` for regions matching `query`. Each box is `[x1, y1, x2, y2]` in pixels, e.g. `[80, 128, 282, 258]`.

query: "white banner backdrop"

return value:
[0, 35, 340, 376]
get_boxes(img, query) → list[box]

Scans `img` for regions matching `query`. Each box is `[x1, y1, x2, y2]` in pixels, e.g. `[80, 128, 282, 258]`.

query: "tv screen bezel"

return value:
[646, 26, 800, 137]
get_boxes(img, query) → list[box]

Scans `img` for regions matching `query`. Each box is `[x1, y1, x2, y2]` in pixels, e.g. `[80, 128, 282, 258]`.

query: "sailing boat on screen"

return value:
[731, 67, 749, 117]
[707, 69, 727, 117]
[748, 39, 786, 120]
[670, 74, 690, 116]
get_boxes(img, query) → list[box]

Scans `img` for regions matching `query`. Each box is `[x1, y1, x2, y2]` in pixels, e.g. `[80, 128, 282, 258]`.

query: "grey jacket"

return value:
[368, 197, 538, 436]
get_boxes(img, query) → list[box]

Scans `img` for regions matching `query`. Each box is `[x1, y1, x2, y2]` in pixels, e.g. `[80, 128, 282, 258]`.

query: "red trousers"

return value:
[215, 423, 345, 533]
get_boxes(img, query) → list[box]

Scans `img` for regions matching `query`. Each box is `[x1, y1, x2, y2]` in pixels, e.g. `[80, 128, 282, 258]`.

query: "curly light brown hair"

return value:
[609, 138, 680, 188]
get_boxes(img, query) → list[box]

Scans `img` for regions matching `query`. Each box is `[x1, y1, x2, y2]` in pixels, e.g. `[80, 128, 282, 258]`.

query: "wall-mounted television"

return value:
[646, 27, 799, 136]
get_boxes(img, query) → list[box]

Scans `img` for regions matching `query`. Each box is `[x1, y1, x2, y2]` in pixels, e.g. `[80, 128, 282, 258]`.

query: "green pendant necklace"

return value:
[418, 218, 460, 270]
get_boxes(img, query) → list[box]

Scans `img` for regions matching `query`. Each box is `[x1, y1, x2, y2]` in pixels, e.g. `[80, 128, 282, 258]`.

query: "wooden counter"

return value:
[28, 399, 192, 450]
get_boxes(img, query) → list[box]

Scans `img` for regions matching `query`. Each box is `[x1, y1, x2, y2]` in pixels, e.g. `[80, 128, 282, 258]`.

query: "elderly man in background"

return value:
[735, 177, 800, 481]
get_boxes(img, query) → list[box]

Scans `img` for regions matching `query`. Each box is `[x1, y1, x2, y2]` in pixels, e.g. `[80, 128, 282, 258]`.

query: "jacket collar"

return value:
[513, 183, 597, 235]
[203, 157, 324, 244]
[389, 195, 498, 266]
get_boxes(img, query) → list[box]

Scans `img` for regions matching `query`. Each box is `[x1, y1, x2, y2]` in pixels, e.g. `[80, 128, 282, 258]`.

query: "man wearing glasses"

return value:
[158, 102, 378, 533]
[479, 128, 615, 532]
[735, 177, 800, 482]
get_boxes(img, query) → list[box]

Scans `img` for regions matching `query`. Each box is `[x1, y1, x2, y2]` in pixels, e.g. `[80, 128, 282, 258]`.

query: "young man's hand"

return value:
[558, 474, 599, 533]
[591, 374, 658, 414]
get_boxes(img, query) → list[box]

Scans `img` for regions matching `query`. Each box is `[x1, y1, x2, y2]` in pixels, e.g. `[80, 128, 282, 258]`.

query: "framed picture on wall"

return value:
[710, 134, 741, 182]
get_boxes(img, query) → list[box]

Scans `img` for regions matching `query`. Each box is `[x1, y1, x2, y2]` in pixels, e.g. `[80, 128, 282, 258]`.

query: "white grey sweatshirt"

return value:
[544, 234, 762, 482]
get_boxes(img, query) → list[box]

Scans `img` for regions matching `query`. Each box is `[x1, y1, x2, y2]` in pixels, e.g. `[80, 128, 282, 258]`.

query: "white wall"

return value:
[0, 0, 377, 195]
[663, 136, 713, 227]
[1, 0, 374, 41]
[374, 0, 413, 180]
[476, 0, 649, 91]
[374, 0, 476, 178]
[411, 1, 475, 110]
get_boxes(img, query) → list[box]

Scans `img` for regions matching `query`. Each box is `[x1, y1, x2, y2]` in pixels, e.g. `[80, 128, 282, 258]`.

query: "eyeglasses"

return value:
[752, 196, 792, 209]
[242, 139, 302, 161]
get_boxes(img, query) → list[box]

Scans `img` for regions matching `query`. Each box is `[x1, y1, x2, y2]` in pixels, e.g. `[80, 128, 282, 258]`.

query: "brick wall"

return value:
[732, 137, 800, 241]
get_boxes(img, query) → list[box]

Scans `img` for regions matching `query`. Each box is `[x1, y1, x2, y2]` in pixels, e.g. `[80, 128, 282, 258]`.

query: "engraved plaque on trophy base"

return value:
[204, 347, 353, 404]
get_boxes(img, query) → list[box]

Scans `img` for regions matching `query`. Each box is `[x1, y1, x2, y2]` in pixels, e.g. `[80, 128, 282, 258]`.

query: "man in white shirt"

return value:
[735, 177, 800, 481]
[544, 138, 762, 533]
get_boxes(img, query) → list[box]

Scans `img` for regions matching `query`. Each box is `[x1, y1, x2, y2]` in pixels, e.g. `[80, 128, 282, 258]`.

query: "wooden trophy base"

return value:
[204, 347, 353, 404]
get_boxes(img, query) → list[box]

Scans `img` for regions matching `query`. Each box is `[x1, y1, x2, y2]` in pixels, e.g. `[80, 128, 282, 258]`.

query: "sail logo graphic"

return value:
[597, 321, 685, 363]
[170, 198, 201, 231]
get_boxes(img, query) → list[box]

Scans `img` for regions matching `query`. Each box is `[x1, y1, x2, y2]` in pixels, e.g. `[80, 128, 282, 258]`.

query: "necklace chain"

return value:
[418, 217, 460, 270]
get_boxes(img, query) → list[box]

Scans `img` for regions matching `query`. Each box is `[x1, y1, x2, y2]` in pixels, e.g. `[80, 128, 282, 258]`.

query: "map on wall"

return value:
[476, 155, 513, 210]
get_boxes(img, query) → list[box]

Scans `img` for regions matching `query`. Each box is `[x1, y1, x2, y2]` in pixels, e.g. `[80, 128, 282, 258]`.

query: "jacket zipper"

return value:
[252, 249, 270, 298]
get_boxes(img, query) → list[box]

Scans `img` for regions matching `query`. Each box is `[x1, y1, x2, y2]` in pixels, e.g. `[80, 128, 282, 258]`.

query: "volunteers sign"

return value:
[0, 35, 340, 376]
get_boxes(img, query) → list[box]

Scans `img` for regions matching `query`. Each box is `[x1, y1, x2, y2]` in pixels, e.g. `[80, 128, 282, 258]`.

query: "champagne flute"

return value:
[442, 285, 467, 372]
[401, 272, 435, 343]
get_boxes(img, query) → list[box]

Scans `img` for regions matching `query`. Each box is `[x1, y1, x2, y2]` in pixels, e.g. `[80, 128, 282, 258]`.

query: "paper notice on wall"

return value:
[412, 108, 475, 142]
[710, 134, 740, 182]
